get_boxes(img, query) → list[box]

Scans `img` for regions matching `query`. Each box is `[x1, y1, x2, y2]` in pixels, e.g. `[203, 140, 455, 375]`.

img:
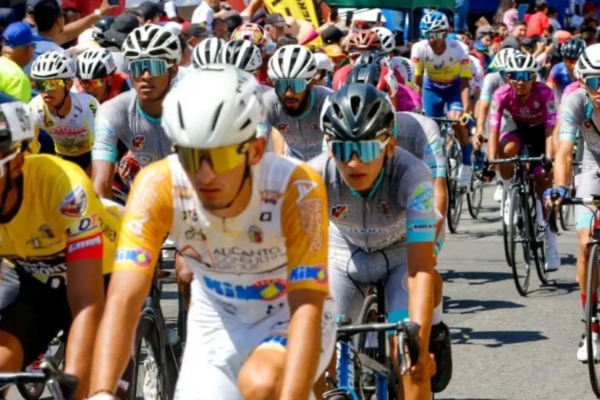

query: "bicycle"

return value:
[324, 317, 421, 400]
[0, 359, 77, 400]
[558, 194, 600, 398]
[559, 161, 582, 231]
[488, 154, 552, 296]
[467, 137, 488, 220]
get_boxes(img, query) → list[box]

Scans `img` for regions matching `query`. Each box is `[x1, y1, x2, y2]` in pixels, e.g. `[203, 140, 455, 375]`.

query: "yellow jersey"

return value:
[115, 153, 330, 324]
[0, 155, 119, 286]
[411, 38, 472, 89]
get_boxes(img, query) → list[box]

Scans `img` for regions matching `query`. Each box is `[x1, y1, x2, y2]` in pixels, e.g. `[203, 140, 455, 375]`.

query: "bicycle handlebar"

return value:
[487, 156, 548, 165]
[431, 117, 461, 124]
[559, 196, 600, 206]
[0, 359, 78, 400]
[337, 321, 420, 375]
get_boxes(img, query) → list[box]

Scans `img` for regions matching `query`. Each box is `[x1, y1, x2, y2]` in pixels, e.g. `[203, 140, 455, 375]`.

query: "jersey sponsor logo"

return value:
[585, 120, 592, 130]
[116, 248, 152, 268]
[408, 182, 434, 212]
[67, 213, 99, 237]
[184, 226, 206, 241]
[125, 216, 148, 237]
[89, 100, 98, 116]
[289, 265, 327, 285]
[330, 204, 348, 219]
[298, 198, 323, 253]
[59, 186, 88, 217]
[260, 190, 283, 204]
[490, 102, 499, 113]
[17, 260, 66, 276]
[310, 122, 319, 130]
[179, 245, 203, 263]
[67, 233, 102, 253]
[27, 225, 58, 249]
[131, 135, 146, 149]
[51, 126, 88, 137]
[260, 212, 272, 222]
[135, 153, 156, 167]
[378, 201, 390, 216]
[213, 247, 285, 271]
[248, 225, 263, 243]
[202, 276, 287, 301]
[278, 123, 289, 132]
[294, 180, 318, 203]
[547, 101, 556, 112]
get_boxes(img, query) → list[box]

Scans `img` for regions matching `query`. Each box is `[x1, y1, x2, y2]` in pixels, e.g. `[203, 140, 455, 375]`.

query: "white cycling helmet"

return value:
[494, 48, 517, 70]
[192, 38, 226, 68]
[76, 48, 117, 79]
[220, 39, 262, 73]
[0, 102, 34, 153]
[420, 11, 449, 33]
[505, 52, 539, 73]
[577, 43, 600, 77]
[268, 45, 316, 81]
[391, 56, 410, 83]
[31, 51, 76, 80]
[371, 27, 395, 53]
[162, 64, 267, 149]
[122, 25, 181, 64]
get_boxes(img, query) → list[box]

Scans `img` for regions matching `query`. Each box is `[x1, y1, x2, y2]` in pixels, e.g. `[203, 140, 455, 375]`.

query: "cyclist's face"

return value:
[82, 77, 110, 103]
[333, 136, 395, 192]
[583, 75, 600, 108]
[40, 80, 72, 108]
[185, 139, 265, 212]
[132, 65, 178, 102]
[509, 75, 535, 96]
[276, 83, 311, 111]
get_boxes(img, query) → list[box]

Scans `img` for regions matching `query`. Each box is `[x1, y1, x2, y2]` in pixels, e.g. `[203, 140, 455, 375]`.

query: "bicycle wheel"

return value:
[446, 144, 463, 233]
[508, 186, 531, 296]
[132, 316, 169, 400]
[560, 204, 573, 231]
[502, 188, 513, 267]
[586, 243, 600, 398]
[467, 169, 483, 219]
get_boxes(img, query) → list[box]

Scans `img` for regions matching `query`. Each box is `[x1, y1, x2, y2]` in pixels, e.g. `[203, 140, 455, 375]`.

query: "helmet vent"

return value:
[332, 103, 343, 119]
[367, 102, 380, 120]
[211, 102, 224, 132]
[350, 96, 361, 116]
[177, 101, 185, 130]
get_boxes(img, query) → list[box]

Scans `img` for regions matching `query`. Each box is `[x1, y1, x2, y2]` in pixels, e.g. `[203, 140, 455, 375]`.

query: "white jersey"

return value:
[469, 55, 484, 95]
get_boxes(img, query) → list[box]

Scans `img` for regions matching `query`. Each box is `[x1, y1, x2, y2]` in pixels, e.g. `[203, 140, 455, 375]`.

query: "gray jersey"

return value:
[92, 90, 172, 167]
[480, 72, 515, 132]
[308, 148, 436, 252]
[559, 88, 600, 168]
[395, 112, 446, 178]
[258, 86, 332, 161]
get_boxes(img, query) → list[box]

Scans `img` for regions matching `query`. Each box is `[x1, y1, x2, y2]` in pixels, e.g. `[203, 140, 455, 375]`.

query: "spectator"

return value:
[264, 12, 285, 42]
[512, 20, 526, 42]
[473, 25, 494, 70]
[183, 23, 208, 48]
[60, 7, 81, 49]
[212, 17, 229, 39]
[495, 22, 508, 39]
[275, 34, 297, 48]
[313, 52, 334, 87]
[0, 91, 16, 104]
[582, 17, 598, 29]
[321, 25, 348, 45]
[497, 0, 518, 31]
[581, 26, 597, 47]
[23, 0, 38, 33]
[178, 36, 191, 67]
[502, 35, 520, 50]
[163, 0, 178, 21]
[547, 7, 560, 32]
[324, 44, 347, 71]
[584, 1, 597, 19]
[0, 22, 33, 102]
[102, 12, 140, 73]
[526, 1, 550, 37]
[220, 11, 242, 34]
[0, 8, 16, 37]
[191, 0, 227, 34]
[138, 1, 161, 25]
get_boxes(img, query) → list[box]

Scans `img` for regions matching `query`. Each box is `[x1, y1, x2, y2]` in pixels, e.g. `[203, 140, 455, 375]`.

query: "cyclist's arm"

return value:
[421, 120, 447, 237]
[91, 111, 119, 198]
[543, 92, 558, 159]
[459, 51, 473, 112]
[26, 100, 41, 154]
[280, 165, 329, 400]
[554, 98, 582, 186]
[405, 178, 436, 351]
[410, 49, 424, 92]
[487, 93, 505, 160]
[271, 128, 286, 155]
[59, 178, 106, 399]
[90, 163, 173, 395]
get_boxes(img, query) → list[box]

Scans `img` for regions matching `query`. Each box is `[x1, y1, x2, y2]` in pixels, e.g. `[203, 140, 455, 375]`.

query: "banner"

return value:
[263, 0, 323, 47]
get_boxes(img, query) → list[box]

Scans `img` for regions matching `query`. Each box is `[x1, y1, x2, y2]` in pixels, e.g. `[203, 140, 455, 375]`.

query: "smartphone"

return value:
[345, 10, 353, 27]
[376, 12, 382, 25]
[330, 7, 338, 22]
[108, 0, 119, 6]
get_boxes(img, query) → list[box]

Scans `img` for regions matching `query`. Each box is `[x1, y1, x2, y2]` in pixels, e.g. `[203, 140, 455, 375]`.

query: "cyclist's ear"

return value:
[385, 135, 397, 156]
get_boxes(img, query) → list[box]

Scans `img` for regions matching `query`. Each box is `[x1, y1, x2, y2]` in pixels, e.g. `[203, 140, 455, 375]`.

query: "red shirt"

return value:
[61, 0, 124, 17]
[526, 12, 550, 37]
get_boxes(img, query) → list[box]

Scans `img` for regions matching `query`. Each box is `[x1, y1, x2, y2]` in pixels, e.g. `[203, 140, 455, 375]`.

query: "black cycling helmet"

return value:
[321, 83, 395, 141]
[561, 37, 586, 60]
[355, 51, 390, 67]
[346, 63, 383, 87]
[92, 16, 115, 41]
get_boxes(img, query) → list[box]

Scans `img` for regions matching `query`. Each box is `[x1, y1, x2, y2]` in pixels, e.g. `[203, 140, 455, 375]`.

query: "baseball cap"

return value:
[184, 23, 209, 40]
[476, 25, 494, 39]
[502, 36, 520, 50]
[265, 13, 286, 28]
[324, 44, 346, 58]
[138, 1, 162, 22]
[2, 22, 34, 48]
[104, 13, 140, 47]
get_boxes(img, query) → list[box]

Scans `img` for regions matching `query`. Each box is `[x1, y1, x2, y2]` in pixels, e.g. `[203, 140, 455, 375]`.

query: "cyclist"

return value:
[191, 37, 226, 68]
[371, 26, 396, 55]
[487, 51, 561, 271]
[547, 38, 585, 101]
[474, 48, 517, 202]
[29, 51, 100, 172]
[260, 44, 332, 160]
[74, 48, 131, 104]
[345, 62, 422, 113]
[91, 24, 181, 199]
[411, 11, 474, 187]
[332, 30, 382, 90]
[309, 83, 436, 399]
[0, 101, 119, 400]
[88, 65, 335, 400]
[545, 44, 600, 361]
[230, 23, 271, 85]
[219, 39, 266, 91]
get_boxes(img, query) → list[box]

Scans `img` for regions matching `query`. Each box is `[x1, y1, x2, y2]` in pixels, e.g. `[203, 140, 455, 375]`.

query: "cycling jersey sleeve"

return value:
[480, 73, 500, 103]
[546, 63, 559, 90]
[92, 97, 124, 163]
[559, 88, 586, 143]
[114, 159, 174, 276]
[459, 46, 472, 79]
[281, 163, 329, 295]
[488, 87, 505, 131]
[410, 43, 424, 77]
[402, 167, 436, 244]
[50, 166, 106, 262]
[87, 97, 100, 142]
[540, 84, 557, 131]
[256, 89, 276, 139]
[421, 117, 446, 179]
[26, 98, 41, 154]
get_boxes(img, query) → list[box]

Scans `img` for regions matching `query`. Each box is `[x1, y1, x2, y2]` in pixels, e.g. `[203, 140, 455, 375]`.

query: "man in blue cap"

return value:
[0, 22, 34, 103]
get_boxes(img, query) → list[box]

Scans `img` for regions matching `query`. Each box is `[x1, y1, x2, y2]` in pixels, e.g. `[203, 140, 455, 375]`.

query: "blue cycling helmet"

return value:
[420, 11, 449, 34]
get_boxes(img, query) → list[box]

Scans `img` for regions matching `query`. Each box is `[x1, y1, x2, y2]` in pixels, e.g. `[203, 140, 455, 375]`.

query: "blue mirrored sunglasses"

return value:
[129, 59, 170, 78]
[585, 76, 600, 91]
[328, 137, 391, 163]
[274, 79, 308, 93]
[508, 71, 534, 82]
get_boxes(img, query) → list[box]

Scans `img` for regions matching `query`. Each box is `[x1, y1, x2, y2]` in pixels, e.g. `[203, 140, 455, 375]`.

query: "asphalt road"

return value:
[8, 185, 593, 400]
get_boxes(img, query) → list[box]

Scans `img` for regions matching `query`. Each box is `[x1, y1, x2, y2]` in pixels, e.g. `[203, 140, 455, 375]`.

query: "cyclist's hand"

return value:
[99, 0, 118, 14]
[460, 112, 475, 127]
[472, 132, 484, 148]
[543, 186, 568, 208]
[118, 153, 141, 185]
[408, 350, 436, 382]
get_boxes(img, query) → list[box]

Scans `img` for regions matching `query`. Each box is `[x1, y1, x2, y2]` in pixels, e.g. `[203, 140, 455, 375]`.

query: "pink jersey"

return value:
[395, 84, 422, 112]
[489, 82, 557, 131]
[563, 81, 581, 98]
